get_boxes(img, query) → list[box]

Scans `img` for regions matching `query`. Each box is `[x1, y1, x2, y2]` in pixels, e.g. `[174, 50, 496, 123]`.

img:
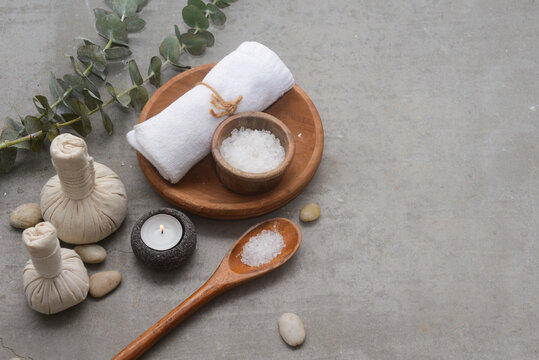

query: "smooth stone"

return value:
[89, 271, 121, 298]
[299, 203, 320, 222]
[74, 244, 107, 264]
[9, 203, 42, 229]
[278, 313, 306, 346]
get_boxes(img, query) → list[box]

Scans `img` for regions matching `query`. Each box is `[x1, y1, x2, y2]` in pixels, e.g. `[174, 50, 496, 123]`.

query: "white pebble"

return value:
[299, 203, 321, 222]
[74, 244, 107, 264]
[221, 127, 285, 173]
[278, 313, 306, 346]
[9, 203, 43, 229]
[89, 271, 121, 298]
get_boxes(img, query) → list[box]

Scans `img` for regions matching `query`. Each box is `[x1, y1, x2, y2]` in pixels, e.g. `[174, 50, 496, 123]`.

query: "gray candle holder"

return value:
[131, 208, 196, 271]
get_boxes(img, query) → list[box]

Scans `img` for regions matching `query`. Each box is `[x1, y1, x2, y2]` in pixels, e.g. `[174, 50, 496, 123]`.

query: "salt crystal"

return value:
[241, 228, 285, 267]
[220, 127, 285, 173]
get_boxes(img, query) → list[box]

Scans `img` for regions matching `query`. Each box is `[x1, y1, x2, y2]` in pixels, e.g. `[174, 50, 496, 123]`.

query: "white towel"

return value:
[127, 41, 295, 183]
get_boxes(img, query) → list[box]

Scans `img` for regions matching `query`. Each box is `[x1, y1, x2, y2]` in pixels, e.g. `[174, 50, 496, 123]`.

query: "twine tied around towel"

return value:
[197, 82, 243, 117]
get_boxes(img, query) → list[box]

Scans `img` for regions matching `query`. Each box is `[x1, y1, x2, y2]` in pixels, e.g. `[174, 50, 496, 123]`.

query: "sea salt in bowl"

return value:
[211, 112, 295, 195]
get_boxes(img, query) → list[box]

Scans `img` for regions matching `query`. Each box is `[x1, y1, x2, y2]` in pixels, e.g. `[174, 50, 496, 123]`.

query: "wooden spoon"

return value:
[113, 217, 302, 360]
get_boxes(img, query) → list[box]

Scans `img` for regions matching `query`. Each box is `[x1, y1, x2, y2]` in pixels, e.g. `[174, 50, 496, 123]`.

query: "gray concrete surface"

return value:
[1, 0, 538, 359]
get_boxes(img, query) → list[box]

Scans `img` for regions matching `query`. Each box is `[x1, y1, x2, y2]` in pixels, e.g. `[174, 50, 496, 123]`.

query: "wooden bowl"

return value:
[137, 63, 324, 220]
[211, 112, 296, 195]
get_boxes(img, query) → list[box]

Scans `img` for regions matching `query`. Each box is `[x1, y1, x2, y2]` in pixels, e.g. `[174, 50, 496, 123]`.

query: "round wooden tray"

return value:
[137, 63, 324, 220]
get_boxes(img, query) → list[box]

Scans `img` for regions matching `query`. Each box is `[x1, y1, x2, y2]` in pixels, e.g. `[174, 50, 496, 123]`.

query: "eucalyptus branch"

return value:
[0, 0, 238, 173]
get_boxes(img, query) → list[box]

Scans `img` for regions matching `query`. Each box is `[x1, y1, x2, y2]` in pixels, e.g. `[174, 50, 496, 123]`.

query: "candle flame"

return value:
[160, 224, 164, 234]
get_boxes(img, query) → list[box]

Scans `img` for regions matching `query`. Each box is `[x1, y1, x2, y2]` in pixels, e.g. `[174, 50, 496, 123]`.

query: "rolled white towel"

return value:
[126, 41, 295, 183]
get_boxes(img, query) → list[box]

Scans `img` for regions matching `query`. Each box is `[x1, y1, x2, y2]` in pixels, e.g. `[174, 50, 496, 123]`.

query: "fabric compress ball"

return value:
[22, 222, 89, 314]
[40, 134, 127, 244]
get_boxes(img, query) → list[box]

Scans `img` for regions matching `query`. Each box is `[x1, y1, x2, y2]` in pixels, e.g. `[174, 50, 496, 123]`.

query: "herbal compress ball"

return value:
[22, 222, 89, 314]
[40, 134, 127, 244]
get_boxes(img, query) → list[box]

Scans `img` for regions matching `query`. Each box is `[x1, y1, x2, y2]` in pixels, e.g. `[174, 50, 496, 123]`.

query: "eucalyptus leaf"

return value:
[83, 89, 103, 110]
[148, 56, 162, 88]
[188, 28, 214, 47]
[33, 96, 55, 121]
[69, 56, 85, 76]
[77, 44, 107, 72]
[48, 73, 71, 114]
[136, 0, 149, 12]
[0, 129, 17, 173]
[90, 66, 108, 81]
[105, 82, 131, 108]
[179, 32, 207, 56]
[100, 107, 114, 135]
[46, 124, 59, 142]
[105, 47, 132, 60]
[129, 85, 148, 111]
[93, 8, 112, 20]
[4, 117, 24, 134]
[206, 4, 226, 26]
[23, 116, 44, 152]
[63, 74, 85, 93]
[214, 0, 230, 9]
[83, 77, 101, 99]
[96, 13, 129, 46]
[68, 98, 92, 137]
[187, 0, 206, 10]
[75, 37, 98, 46]
[128, 60, 143, 85]
[174, 24, 182, 41]
[182, 5, 209, 30]
[159, 35, 181, 64]
[124, 15, 146, 32]
[111, 0, 138, 18]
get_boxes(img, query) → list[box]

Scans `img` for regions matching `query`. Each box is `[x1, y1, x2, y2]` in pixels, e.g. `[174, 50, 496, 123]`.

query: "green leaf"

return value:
[182, 5, 209, 30]
[128, 59, 143, 85]
[105, 82, 131, 108]
[100, 107, 113, 135]
[93, 8, 112, 20]
[90, 66, 108, 81]
[63, 74, 85, 93]
[48, 73, 72, 114]
[111, 0, 138, 17]
[68, 99, 92, 137]
[188, 28, 214, 47]
[33, 96, 55, 121]
[69, 55, 85, 76]
[124, 15, 146, 32]
[104, 46, 132, 60]
[148, 56, 162, 87]
[188, 0, 206, 10]
[136, 0, 149, 12]
[96, 13, 129, 46]
[75, 37, 98, 46]
[4, 117, 24, 134]
[159, 35, 181, 64]
[46, 124, 59, 142]
[0, 129, 17, 173]
[83, 77, 101, 99]
[23, 116, 44, 152]
[174, 24, 182, 41]
[129, 85, 149, 111]
[180, 32, 207, 56]
[83, 89, 103, 110]
[77, 44, 107, 72]
[214, 0, 230, 9]
[206, 3, 226, 26]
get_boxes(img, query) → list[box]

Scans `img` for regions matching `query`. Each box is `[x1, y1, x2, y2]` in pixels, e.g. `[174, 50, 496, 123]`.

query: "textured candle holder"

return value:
[131, 208, 196, 271]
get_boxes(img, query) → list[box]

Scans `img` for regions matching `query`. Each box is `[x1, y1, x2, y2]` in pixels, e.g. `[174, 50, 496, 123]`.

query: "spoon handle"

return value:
[112, 278, 227, 360]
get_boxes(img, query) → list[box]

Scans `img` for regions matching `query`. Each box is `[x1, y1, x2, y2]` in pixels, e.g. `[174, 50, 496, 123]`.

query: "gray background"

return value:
[1, 0, 538, 359]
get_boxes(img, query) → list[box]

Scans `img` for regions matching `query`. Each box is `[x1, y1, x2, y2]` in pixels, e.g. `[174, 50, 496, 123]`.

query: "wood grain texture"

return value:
[136, 63, 324, 220]
[211, 112, 296, 195]
[112, 218, 302, 360]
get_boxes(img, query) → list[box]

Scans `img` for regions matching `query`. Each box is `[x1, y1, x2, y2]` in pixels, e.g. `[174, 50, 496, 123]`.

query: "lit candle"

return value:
[131, 208, 197, 271]
[140, 213, 183, 251]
